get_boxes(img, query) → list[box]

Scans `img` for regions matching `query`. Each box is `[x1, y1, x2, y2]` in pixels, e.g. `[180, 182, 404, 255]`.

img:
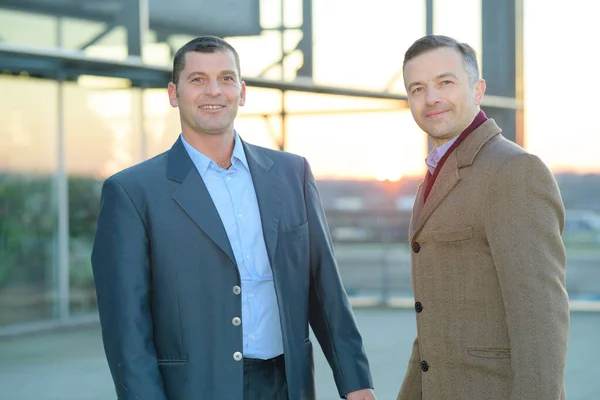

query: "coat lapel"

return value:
[411, 153, 461, 240]
[242, 142, 283, 266]
[167, 138, 236, 265]
[410, 180, 426, 239]
[410, 119, 503, 241]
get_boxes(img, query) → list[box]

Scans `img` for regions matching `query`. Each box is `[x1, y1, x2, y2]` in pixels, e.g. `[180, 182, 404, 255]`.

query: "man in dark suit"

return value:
[91, 35, 375, 400]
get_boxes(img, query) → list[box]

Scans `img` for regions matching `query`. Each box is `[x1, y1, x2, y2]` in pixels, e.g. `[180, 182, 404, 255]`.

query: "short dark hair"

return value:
[403, 35, 480, 86]
[171, 36, 241, 85]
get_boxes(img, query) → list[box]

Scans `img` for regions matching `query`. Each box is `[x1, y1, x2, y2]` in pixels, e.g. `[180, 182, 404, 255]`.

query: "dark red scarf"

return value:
[423, 110, 488, 203]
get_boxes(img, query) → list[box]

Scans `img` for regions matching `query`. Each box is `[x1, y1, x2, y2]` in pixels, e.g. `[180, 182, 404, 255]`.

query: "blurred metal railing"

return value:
[325, 209, 600, 310]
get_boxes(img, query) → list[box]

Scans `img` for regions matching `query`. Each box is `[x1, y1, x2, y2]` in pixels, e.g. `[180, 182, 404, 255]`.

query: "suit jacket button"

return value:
[233, 285, 241, 295]
[421, 360, 429, 372]
[232, 317, 241, 326]
[412, 242, 421, 253]
[415, 302, 423, 313]
[233, 352, 243, 361]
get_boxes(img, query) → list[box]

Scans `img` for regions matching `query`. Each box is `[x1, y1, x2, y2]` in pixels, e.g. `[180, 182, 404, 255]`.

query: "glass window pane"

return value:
[524, 0, 600, 301]
[285, 106, 425, 180]
[0, 76, 59, 326]
[0, 8, 57, 48]
[64, 78, 142, 315]
[143, 88, 182, 158]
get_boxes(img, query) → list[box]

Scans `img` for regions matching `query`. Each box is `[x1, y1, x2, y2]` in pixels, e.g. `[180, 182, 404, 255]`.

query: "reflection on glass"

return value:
[64, 79, 142, 315]
[311, 0, 425, 92]
[0, 76, 58, 326]
[143, 89, 182, 158]
[285, 109, 424, 180]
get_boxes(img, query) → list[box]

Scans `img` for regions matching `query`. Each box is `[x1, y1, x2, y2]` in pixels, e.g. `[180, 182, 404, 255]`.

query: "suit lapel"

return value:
[243, 142, 283, 266]
[167, 138, 236, 265]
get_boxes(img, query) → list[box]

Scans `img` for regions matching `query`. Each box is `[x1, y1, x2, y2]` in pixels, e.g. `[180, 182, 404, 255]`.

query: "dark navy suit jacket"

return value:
[91, 137, 373, 399]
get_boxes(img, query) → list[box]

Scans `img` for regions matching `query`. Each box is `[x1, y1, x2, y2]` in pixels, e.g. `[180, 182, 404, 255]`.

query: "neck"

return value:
[430, 136, 458, 149]
[182, 129, 235, 167]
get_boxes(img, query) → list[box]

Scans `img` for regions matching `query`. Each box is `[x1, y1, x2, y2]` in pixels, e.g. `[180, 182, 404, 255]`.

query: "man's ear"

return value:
[239, 81, 246, 107]
[474, 79, 486, 106]
[167, 82, 179, 108]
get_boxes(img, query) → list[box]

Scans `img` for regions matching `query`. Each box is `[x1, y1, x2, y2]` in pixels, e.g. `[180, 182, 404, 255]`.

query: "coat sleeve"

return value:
[302, 158, 374, 398]
[91, 177, 167, 400]
[397, 336, 422, 400]
[484, 154, 569, 400]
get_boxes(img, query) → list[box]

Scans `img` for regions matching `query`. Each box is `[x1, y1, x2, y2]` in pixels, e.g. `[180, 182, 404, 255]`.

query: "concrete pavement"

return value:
[0, 308, 598, 400]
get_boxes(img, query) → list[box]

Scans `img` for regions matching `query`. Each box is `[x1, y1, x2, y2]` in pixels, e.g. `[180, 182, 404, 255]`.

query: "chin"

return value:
[204, 129, 228, 136]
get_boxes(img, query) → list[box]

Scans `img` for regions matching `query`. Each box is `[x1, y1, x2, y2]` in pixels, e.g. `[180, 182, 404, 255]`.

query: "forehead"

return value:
[404, 47, 466, 82]
[181, 50, 237, 73]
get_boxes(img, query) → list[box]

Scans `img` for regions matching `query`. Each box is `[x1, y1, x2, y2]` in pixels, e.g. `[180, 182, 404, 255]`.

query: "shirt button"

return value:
[421, 360, 429, 372]
[238, 214, 243, 219]
[227, 176, 231, 181]
[233, 352, 243, 361]
[412, 242, 421, 253]
[232, 317, 241, 326]
[233, 285, 241, 295]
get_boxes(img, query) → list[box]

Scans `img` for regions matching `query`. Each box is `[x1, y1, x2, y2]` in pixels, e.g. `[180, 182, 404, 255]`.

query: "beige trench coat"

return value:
[397, 119, 569, 400]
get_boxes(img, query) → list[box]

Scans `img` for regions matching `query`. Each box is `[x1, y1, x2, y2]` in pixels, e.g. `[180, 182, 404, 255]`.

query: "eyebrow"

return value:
[186, 70, 239, 80]
[407, 72, 459, 92]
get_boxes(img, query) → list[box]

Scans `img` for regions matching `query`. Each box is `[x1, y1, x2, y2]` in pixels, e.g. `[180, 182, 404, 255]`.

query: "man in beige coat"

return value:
[397, 35, 569, 400]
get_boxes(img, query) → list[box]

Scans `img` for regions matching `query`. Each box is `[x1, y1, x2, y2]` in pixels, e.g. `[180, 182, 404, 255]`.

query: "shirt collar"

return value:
[425, 135, 459, 174]
[180, 131, 248, 178]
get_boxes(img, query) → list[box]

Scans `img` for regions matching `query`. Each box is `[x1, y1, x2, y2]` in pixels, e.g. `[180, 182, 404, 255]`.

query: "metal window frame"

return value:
[0, 0, 523, 334]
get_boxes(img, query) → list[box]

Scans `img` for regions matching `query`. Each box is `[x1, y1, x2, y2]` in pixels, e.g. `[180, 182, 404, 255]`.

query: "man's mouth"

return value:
[200, 105, 225, 110]
[425, 110, 449, 118]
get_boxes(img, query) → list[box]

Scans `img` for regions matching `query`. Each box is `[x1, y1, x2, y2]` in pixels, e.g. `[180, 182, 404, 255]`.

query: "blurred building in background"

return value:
[0, 0, 598, 335]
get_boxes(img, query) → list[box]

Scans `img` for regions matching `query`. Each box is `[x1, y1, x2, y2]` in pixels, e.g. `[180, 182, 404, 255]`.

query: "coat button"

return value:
[233, 352, 243, 361]
[415, 302, 423, 313]
[412, 242, 421, 253]
[232, 317, 241, 326]
[421, 360, 429, 372]
[233, 285, 241, 295]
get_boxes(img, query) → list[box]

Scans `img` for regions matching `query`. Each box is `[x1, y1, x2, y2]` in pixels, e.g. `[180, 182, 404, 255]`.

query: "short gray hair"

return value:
[403, 35, 480, 86]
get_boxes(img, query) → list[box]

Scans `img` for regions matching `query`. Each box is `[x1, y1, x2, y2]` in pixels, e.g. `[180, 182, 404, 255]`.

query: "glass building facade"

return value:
[1, 0, 599, 333]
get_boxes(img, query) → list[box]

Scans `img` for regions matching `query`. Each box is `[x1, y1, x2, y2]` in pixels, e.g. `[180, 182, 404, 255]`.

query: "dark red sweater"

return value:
[423, 110, 488, 203]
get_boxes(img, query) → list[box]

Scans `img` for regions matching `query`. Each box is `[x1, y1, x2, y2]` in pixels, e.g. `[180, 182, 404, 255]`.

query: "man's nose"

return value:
[425, 88, 442, 105]
[205, 80, 222, 96]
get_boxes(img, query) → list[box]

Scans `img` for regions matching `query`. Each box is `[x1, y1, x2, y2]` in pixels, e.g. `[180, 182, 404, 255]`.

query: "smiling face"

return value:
[168, 50, 246, 138]
[403, 46, 485, 147]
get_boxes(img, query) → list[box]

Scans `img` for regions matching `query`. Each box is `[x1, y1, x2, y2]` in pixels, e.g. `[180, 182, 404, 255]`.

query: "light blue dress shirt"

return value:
[181, 133, 284, 359]
[425, 135, 459, 174]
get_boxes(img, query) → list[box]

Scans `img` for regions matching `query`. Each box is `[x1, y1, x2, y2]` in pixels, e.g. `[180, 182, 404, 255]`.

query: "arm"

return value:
[302, 158, 374, 398]
[484, 154, 569, 400]
[91, 178, 167, 399]
[397, 336, 422, 400]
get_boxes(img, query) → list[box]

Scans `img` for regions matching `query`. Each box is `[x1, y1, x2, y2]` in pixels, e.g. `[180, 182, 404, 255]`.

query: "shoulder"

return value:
[104, 150, 169, 190]
[478, 134, 551, 177]
[247, 143, 305, 164]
